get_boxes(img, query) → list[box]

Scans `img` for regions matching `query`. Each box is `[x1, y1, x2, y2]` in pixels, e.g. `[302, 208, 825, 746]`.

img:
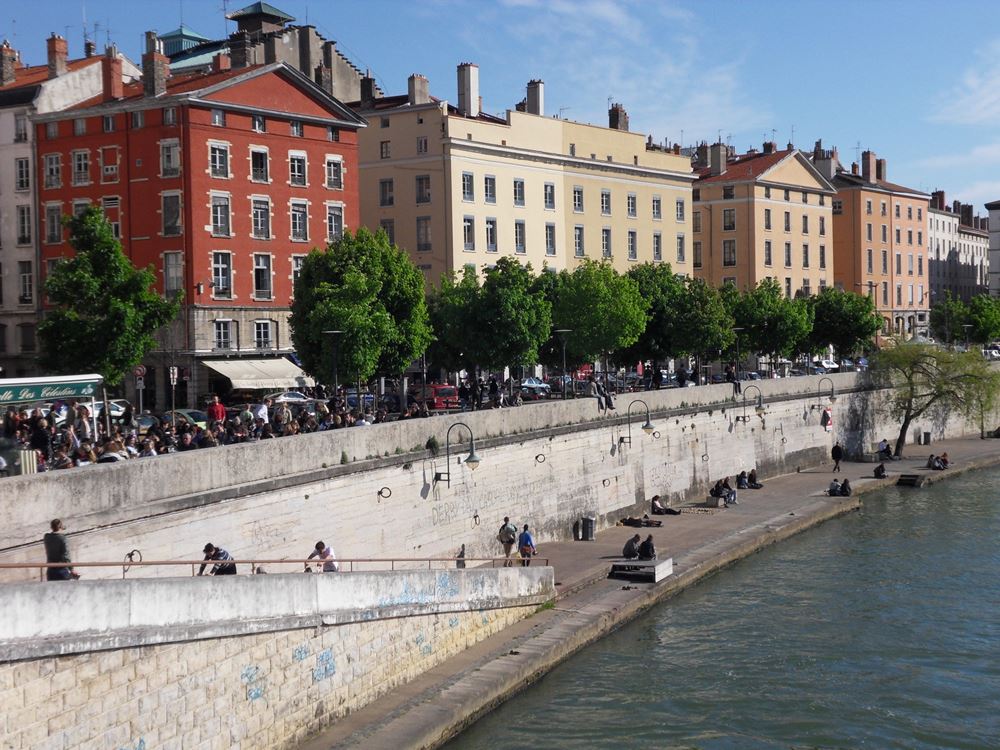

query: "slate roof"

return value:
[226, 2, 295, 22]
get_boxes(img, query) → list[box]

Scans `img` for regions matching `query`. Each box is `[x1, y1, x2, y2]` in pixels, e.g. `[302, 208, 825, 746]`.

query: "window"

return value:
[102, 114, 115, 133]
[462, 172, 474, 201]
[416, 175, 431, 203]
[15, 158, 29, 191]
[44, 154, 61, 188]
[894, 203, 901, 219]
[881, 201, 887, 216]
[16, 206, 31, 244]
[833, 199, 843, 215]
[72, 200, 89, 218]
[896, 285, 902, 306]
[328, 126, 340, 142]
[486, 218, 498, 252]
[675, 198, 684, 221]
[545, 223, 556, 256]
[162, 193, 181, 236]
[211, 109, 226, 126]
[214, 320, 233, 350]
[802, 243, 810, 268]
[131, 111, 144, 129]
[290, 203, 308, 241]
[164, 252, 183, 297]
[882, 225, 888, 243]
[764, 209, 772, 231]
[693, 211, 702, 233]
[723, 239, 736, 266]
[867, 248, 873, 273]
[784, 242, 792, 267]
[867, 223, 873, 242]
[289, 154, 307, 186]
[160, 140, 180, 177]
[251, 150, 269, 182]
[783, 211, 791, 232]
[18, 324, 34, 353]
[908, 254, 914, 275]
[907, 205, 913, 220]
[802, 215, 809, 234]
[254, 254, 272, 298]
[210, 145, 229, 178]
[628, 230, 637, 260]
[693, 241, 703, 269]
[723, 208, 736, 231]
[895, 228, 901, 244]
[882, 250, 888, 274]
[627, 193, 637, 217]
[45, 122, 58, 140]
[212, 252, 232, 296]
[326, 205, 344, 241]
[802, 191, 808, 204]
[417, 216, 432, 252]
[254, 320, 272, 349]
[907, 229, 913, 245]
[723, 186, 735, 200]
[602, 228, 612, 258]
[544, 183, 556, 210]
[464, 216, 476, 251]
[380, 140, 391, 159]
[45, 205, 62, 243]
[290, 120, 304, 137]
[783, 189, 790, 201]
[764, 240, 773, 266]
[485, 176, 497, 204]
[819, 195, 826, 206]
[514, 220, 525, 255]
[866, 200, 873, 215]
[212, 195, 230, 237]
[574, 225, 585, 257]
[918, 255, 923, 275]
[379, 179, 394, 207]
[573, 187, 584, 212]
[601, 190, 611, 215]
[675, 234, 685, 263]
[513, 179, 525, 206]
[895, 253, 902, 274]
[917, 208, 922, 220]
[380, 117, 390, 129]
[325, 159, 343, 190]
[417, 136, 428, 154]
[68, 151, 88, 187]
[252, 115, 266, 133]
[163, 107, 177, 126]
[917, 231, 922, 246]
[652, 233, 663, 262]
[819, 216, 826, 236]
[785, 278, 793, 298]
[18, 262, 33, 304]
[14, 115, 27, 142]
[252, 199, 270, 238]
[882, 282, 889, 306]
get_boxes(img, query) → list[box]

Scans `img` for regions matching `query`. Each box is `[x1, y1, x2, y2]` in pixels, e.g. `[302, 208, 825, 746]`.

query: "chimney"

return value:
[142, 32, 169, 97]
[953, 199, 962, 215]
[320, 41, 336, 94]
[457, 62, 479, 118]
[673, 143, 680, 155]
[762, 140, 775, 154]
[407, 74, 429, 106]
[694, 141, 709, 168]
[360, 72, 376, 109]
[608, 102, 628, 131]
[47, 33, 68, 79]
[515, 98, 526, 112]
[851, 162, 859, 175]
[102, 45, 123, 101]
[931, 190, 945, 210]
[526, 79, 544, 116]
[813, 139, 823, 159]
[875, 158, 887, 181]
[709, 142, 728, 176]
[229, 30, 251, 69]
[84, 39, 96, 58]
[961, 203, 974, 226]
[316, 64, 332, 94]
[861, 150, 877, 183]
[211, 53, 231, 72]
[0, 40, 16, 86]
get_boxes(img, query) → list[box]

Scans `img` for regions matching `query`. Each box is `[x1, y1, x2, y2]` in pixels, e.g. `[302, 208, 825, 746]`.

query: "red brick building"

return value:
[33, 35, 365, 407]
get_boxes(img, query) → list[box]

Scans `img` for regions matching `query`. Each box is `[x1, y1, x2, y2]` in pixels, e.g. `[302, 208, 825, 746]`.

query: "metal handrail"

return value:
[0, 556, 552, 581]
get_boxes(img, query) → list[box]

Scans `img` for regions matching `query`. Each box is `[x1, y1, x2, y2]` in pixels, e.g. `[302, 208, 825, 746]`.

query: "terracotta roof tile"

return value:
[0, 57, 101, 91]
[66, 65, 260, 111]
[833, 171, 928, 197]
[694, 149, 792, 184]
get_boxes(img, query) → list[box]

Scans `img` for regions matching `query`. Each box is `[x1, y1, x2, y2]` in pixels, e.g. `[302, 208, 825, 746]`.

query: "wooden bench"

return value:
[609, 557, 674, 583]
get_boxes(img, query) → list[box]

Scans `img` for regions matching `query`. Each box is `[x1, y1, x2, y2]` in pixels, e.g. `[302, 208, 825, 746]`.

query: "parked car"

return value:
[161, 409, 209, 429]
[263, 391, 309, 403]
[519, 377, 551, 400]
[813, 359, 839, 370]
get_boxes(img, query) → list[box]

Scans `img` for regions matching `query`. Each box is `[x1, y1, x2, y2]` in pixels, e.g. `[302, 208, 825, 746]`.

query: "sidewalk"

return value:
[300, 434, 1000, 750]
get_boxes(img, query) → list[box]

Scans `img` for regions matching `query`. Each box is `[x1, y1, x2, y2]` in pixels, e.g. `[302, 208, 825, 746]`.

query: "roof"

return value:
[226, 2, 295, 22]
[0, 56, 101, 92]
[984, 199, 1000, 210]
[348, 92, 507, 124]
[832, 170, 928, 197]
[68, 65, 253, 111]
[694, 149, 791, 184]
[160, 25, 210, 42]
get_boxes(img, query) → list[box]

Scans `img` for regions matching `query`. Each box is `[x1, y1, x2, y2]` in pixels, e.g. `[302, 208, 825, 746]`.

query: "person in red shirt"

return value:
[206, 395, 226, 425]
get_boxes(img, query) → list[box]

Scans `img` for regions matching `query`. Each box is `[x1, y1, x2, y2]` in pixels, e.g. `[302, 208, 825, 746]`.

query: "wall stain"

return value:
[292, 644, 310, 662]
[313, 648, 336, 682]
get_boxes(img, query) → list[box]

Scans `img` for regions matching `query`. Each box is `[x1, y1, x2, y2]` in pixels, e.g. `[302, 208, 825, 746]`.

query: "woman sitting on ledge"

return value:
[736, 471, 749, 490]
[651, 495, 681, 516]
[938, 452, 950, 469]
[747, 469, 763, 489]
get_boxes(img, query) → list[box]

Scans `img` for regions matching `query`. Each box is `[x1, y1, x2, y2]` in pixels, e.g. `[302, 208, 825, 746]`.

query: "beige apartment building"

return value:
[350, 64, 694, 283]
[691, 142, 836, 297]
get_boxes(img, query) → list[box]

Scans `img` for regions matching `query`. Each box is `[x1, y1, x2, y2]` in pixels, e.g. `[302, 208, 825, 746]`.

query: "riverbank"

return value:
[299, 434, 1000, 750]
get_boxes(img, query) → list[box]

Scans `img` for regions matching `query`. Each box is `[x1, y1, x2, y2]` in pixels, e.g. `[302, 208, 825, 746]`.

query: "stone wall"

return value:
[0, 568, 552, 750]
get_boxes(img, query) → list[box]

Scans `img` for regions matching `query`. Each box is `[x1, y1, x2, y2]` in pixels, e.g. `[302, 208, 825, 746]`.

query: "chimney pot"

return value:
[763, 141, 775, 154]
[102, 45, 124, 101]
[876, 158, 887, 181]
[861, 150, 877, 184]
[526, 79, 544, 116]
[709, 142, 727, 176]
[457, 62, 479, 118]
[408, 73, 430, 106]
[46, 33, 68, 79]
[360, 74, 376, 108]
[142, 31, 169, 97]
[851, 162, 859, 175]
[608, 102, 629, 131]
[212, 53, 231, 72]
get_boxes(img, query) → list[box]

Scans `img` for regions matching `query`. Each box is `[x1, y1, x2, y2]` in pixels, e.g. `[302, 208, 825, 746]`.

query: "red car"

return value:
[408, 384, 459, 411]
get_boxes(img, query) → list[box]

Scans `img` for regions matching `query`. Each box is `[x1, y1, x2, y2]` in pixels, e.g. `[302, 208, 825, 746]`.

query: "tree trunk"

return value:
[894, 413, 912, 457]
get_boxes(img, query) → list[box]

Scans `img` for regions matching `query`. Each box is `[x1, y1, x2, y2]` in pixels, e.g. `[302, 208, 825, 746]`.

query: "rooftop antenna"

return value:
[726, 133, 732, 147]
[680, 129, 684, 147]
[717, 129, 722, 144]
[770, 128, 776, 142]
[558, 106, 572, 119]
[221, 0, 230, 37]
[789, 125, 795, 146]
[82, 0, 88, 46]
[854, 140, 861, 162]
[179, 0, 184, 26]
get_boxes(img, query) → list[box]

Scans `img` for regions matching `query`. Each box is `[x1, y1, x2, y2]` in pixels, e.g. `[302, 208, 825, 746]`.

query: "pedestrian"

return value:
[517, 524, 536, 567]
[498, 516, 518, 566]
[726, 363, 742, 396]
[456, 544, 466, 569]
[198, 543, 237, 576]
[458, 381, 471, 411]
[831, 441, 843, 472]
[589, 376, 605, 414]
[306, 540, 339, 572]
[43, 519, 79, 581]
[622, 533, 641, 560]
[676, 365, 688, 388]
[206, 394, 226, 424]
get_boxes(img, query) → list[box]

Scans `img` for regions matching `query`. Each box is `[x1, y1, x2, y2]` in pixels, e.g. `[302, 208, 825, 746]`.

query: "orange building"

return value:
[33, 35, 364, 407]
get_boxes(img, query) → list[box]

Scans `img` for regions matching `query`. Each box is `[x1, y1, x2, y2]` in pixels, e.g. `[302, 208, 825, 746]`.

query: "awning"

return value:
[202, 358, 315, 390]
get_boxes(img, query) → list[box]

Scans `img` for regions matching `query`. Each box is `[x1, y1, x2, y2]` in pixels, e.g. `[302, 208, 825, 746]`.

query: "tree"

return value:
[471, 257, 551, 371]
[731, 279, 812, 367]
[808, 287, 882, 359]
[929, 292, 968, 345]
[426, 266, 479, 373]
[289, 228, 431, 384]
[965, 294, 1000, 347]
[620, 263, 686, 365]
[873, 342, 1000, 456]
[672, 278, 734, 361]
[38, 206, 178, 386]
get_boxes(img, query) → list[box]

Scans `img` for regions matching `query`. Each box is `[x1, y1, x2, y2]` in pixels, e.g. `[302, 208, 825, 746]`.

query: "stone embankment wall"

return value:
[0, 372, 982, 582]
[0, 568, 553, 749]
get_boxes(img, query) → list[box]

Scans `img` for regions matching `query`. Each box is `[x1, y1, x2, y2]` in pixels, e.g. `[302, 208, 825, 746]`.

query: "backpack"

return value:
[498, 525, 516, 544]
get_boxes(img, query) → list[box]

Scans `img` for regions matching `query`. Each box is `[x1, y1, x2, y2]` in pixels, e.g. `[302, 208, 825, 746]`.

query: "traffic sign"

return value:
[136, 377, 145, 390]
[133, 364, 147, 378]
[169, 366, 178, 385]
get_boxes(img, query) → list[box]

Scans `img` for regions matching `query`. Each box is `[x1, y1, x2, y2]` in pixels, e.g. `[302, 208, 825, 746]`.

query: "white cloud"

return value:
[916, 141, 1000, 169]
[951, 179, 1000, 209]
[931, 38, 1000, 125]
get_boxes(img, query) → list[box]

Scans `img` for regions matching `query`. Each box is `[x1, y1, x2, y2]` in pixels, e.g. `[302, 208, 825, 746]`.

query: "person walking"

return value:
[517, 524, 536, 567]
[306, 541, 339, 572]
[831, 441, 843, 473]
[498, 516, 518, 566]
[198, 543, 237, 576]
[43, 519, 79, 581]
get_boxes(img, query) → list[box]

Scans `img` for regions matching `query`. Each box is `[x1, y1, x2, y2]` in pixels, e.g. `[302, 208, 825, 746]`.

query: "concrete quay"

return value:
[300, 434, 1000, 750]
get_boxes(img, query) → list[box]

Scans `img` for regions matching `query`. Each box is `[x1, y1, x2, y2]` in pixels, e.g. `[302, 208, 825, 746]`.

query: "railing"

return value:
[0, 556, 552, 582]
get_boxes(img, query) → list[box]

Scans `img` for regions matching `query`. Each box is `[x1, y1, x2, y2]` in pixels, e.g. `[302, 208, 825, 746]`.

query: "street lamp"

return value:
[618, 399, 656, 447]
[434, 421, 481, 487]
[735, 384, 765, 423]
[812, 376, 837, 410]
[554, 329, 572, 400]
[323, 330, 344, 398]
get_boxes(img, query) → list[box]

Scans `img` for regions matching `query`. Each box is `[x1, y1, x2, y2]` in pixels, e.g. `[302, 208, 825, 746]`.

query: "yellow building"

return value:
[691, 142, 836, 297]
[350, 64, 694, 283]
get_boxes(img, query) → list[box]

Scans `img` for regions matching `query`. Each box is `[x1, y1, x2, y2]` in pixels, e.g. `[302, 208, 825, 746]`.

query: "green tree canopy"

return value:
[731, 279, 813, 363]
[38, 206, 178, 386]
[426, 266, 479, 373]
[965, 294, 1000, 347]
[471, 257, 552, 370]
[289, 228, 431, 383]
[672, 278, 734, 359]
[808, 287, 882, 358]
[929, 292, 968, 345]
[620, 263, 686, 364]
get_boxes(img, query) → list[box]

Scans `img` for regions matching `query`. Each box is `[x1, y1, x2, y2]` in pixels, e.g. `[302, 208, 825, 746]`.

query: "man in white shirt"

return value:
[306, 541, 338, 572]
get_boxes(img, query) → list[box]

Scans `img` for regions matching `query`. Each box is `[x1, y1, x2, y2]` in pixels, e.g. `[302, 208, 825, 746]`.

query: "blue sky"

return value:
[8, 0, 1000, 212]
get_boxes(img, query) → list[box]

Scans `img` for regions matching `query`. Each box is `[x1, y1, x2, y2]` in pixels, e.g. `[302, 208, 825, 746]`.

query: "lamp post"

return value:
[434, 421, 482, 487]
[323, 330, 344, 399]
[812, 376, 837, 410]
[618, 399, 656, 447]
[735, 384, 765, 423]
[554, 329, 572, 400]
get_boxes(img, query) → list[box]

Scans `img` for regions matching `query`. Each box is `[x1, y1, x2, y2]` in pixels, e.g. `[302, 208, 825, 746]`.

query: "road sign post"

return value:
[169, 366, 178, 427]
[135, 375, 145, 415]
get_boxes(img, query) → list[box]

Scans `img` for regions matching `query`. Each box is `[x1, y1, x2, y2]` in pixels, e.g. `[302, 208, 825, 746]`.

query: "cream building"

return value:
[351, 64, 694, 284]
[692, 141, 836, 296]
[928, 192, 988, 302]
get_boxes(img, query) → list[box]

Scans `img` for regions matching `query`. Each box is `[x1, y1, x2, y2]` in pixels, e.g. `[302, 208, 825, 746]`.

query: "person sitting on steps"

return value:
[638, 534, 657, 561]
[747, 469, 763, 489]
[622, 533, 641, 560]
[829, 478, 842, 496]
[737, 471, 749, 490]
[651, 495, 681, 516]
[874, 463, 888, 479]
[839, 479, 852, 496]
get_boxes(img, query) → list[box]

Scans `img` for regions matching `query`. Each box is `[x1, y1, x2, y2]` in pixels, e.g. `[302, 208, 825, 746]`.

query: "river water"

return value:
[447, 469, 1000, 749]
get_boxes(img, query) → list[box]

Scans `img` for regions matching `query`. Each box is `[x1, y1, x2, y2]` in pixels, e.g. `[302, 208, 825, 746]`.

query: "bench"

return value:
[609, 557, 674, 583]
